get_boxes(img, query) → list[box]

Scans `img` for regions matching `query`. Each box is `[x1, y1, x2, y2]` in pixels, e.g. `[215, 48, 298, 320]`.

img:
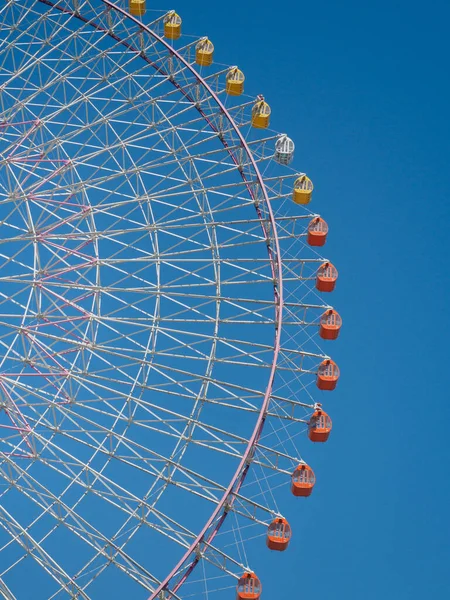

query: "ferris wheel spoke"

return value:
[0, 502, 93, 599]
[0, 459, 164, 595]
[224, 493, 277, 527]
[64, 399, 250, 461]
[94, 499, 254, 586]
[19, 404, 231, 500]
[252, 444, 302, 476]
[0, 576, 17, 600]
[21, 403, 288, 535]
[38, 443, 223, 521]
[2, 434, 213, 560]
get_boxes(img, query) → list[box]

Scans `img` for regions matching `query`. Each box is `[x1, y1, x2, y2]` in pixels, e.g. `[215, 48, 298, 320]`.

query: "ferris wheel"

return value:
[0, 1, 342, 599]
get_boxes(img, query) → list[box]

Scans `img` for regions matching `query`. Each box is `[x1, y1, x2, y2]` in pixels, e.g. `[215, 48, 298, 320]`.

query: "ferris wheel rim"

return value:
[34, 0, 285, 597]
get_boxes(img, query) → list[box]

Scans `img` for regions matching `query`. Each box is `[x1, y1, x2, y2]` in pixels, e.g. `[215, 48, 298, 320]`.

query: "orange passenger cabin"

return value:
[307, 217, 328, 246]
[291, 463, 315, 497]
[316, 359, 340, 391]
[266, 517, 291, 551]
[236, 572, 262, 600]
[308, 409, 332, 442]
[316, 262, 338, 292]
[319, 309, 342, 340]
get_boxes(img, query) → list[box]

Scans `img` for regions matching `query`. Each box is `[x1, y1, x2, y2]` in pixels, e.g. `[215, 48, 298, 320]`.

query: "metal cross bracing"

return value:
[0, 452, 269, 589]
[0, 1, 340, 599]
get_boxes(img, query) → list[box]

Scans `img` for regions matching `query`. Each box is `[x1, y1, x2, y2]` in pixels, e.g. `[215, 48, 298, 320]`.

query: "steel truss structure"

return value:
[0, 2, 340, 599]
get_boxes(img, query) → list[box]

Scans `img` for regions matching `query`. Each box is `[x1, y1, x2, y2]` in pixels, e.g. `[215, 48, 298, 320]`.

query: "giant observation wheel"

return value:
[0, 2, 342, 599]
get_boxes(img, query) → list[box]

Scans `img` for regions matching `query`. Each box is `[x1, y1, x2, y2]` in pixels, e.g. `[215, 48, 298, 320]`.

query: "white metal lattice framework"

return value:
[0, 2, 340, 599]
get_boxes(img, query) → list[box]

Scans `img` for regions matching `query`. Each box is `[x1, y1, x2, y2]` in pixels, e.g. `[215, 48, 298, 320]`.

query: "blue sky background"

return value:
[174, 0, 450, 597]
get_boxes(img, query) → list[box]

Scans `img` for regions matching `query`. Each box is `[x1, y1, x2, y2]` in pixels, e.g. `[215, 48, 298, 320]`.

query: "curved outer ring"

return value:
[38, 1, 284, 596]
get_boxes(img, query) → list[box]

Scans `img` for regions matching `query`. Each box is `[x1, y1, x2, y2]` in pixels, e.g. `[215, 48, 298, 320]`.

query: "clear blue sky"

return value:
[174, 0, 450, 597]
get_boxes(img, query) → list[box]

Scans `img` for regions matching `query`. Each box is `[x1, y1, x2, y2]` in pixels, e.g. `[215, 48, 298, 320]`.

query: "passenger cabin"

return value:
[266, 518, 291, 551]
[319, 309, 342, 340]
[164, 11, 182, 40]
[316, 359, 340, 391]
[196, 38, 214, 66]
[236, 572, 262, 600]
[293, 175, 313, 204]
[316, 262, 338, 292]
[307, 217, 328, 246]
[291, 463, 315, 497]
[274, 135, 295, 165]
[226, 67, 245, 96]
[129, 0, 146, 16]
[308, 409, 332, 442]
[251, 99, 271, 129]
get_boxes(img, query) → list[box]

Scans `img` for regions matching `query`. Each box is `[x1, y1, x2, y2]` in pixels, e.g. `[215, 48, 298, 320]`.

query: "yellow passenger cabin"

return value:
[164, 11, 182, 40]
[196, 38, 214, 67]
[226, 67, 245, 96]
[293, 175, 313, 204]
[251, 99, 271, 129]
[129, 0, 146, 16]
